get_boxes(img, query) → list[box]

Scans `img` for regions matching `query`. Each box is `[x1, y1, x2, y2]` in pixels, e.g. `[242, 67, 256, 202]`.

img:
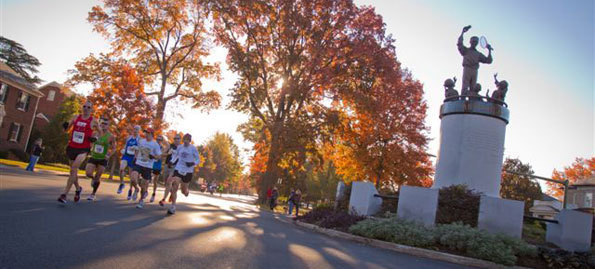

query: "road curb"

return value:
[291, 220, 529, 269]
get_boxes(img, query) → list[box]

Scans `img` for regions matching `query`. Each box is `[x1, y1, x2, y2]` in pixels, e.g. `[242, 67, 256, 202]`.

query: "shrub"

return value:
[349, 218, 537, 266]
[539, 247, 592, 268]
[349, 218, 436, 248]
[436, 185, 480, 227]
[9, 148, 28, 162]
[298, 206, 365, 232]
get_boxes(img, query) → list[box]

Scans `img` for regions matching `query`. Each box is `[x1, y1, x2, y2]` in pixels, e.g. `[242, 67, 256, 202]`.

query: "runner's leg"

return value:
[92, 165, 105, 195]
[66, 153, 87, 202]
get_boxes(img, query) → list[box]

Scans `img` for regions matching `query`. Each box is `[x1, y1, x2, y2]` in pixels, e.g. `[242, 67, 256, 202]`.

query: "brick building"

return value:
[0, 62, 44, 152]
[34, 81, 73, 129]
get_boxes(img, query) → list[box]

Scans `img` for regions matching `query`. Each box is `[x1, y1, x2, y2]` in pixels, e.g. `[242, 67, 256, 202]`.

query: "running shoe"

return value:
[127, 189, 132, 200]
[167, 206, 176, 215]
[150, 193, 155, 203]
[57, 194, 67, 204]
[132, 189, 138, 201]
[74, 187, 83, 202]
[87, 194, 96, 201]
[159, 200, 165, 207]
[136, 200, 144, 209]
[117, 183, 125, 194]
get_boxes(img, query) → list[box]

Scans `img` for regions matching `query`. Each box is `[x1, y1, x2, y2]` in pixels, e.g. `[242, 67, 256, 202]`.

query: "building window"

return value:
[47, 90, 56, 101]
[0, 83, 8, 103]
[585, 193, 593, 208]
[15, 92, 30, 111]
[8, 122, 22, 142]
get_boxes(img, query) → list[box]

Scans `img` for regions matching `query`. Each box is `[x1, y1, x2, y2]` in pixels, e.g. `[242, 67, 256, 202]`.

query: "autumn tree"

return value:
[0, 36, 42, 84]
[500, 158, 542, 213]
[208, 0, 429, 201]
[68, 54, 154, 176]
[87, 0, 221, 126]
[548, 157, 595, 199]
[197, 132, 243, 190]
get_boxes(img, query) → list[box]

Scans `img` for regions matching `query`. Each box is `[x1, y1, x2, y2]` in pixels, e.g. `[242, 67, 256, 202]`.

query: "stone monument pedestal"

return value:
[432, 100, 509, 197]
[478, 195, 524, 238]
[397, 186, 439, 226]
[348, 181, 382, 216]
[546, 209, 593, 252]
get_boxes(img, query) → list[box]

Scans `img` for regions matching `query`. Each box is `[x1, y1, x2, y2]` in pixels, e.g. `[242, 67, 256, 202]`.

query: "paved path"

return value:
[0, 166, 470, 269]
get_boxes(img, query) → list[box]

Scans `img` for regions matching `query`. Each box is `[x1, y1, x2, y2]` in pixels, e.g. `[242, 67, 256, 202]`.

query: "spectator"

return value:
[287, 189, 295, 215]
[266, 187, 272, 204]
[270, 187, 279, 211]
[294, 189, 302, 216]
[26, 138, 43, 172]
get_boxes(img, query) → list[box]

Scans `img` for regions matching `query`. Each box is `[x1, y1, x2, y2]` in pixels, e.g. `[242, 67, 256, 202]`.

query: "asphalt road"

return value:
[0, 166, 470, 269]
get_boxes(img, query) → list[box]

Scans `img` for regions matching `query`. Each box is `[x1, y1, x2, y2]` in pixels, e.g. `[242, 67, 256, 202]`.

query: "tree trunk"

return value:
[258, 132, 283, 203]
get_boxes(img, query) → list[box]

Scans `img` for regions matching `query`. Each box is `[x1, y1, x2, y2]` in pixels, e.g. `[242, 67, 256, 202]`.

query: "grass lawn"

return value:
[0, 158, 130, 182]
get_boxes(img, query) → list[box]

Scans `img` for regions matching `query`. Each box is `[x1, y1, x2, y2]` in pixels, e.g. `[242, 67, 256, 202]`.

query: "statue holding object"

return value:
[489, 73, 508, 102]
[444, 77, 459, 100]
[457, 25, 493, 95]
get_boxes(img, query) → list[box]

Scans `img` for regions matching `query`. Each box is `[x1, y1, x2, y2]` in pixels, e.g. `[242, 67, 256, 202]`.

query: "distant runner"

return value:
[159, 134, 181, 207]
[119, 126, 141, 199]
[150, 135, 166, 203]
[57, 101, 98, 204]
[85, 116, 115, 201]
[131, 128, 161, 209]
[167, 133, 199, 215]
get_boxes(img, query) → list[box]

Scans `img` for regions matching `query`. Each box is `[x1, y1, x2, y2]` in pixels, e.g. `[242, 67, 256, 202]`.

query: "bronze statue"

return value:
[457, 25, 493, 95]
[490, 73, 508, 102]
[444, 77, 459, 100]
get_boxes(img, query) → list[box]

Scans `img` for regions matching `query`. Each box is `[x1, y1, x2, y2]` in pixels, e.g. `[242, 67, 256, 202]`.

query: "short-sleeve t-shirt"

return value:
[134, 138, 162, 169]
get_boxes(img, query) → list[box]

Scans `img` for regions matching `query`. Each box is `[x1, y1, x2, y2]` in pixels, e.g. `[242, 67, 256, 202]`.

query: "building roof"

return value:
[571, 175, 595, 187]
[0, 61, 43, 97]
[38, 81, 74, 97]
[541, 193, 559, 201]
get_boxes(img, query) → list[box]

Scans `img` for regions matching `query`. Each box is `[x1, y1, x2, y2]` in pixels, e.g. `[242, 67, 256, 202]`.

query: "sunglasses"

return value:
[83, 105, 92, 109]
[174, 137, 181, 140]
[100, 122, 109, 125]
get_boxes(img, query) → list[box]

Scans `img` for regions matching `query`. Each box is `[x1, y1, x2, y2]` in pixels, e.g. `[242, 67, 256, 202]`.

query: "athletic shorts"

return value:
[88, 157, 107, 167]
[133, 165, 153, 181]
[173, 170, 193, 183]
[66, 146, 90, 161]
[121, 154, 135, 169]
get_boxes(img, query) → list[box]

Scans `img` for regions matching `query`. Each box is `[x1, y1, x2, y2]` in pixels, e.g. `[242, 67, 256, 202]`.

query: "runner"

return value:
[57, 100, 98, 204]
[119, 125, 141, 199]
[131, 128, 161, 209]
[85, 116, 115, 201]
[159, 134, 181, 207]
[167, 133, 200, 215]
[149, 135, 165, 203]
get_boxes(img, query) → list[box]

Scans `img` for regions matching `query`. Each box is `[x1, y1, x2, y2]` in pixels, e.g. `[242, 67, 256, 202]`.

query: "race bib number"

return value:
[139, 148, 150, 162]
[93, 144, 104, 154]
[73, 131, 85, 144]
[126, 146, 136, 155]
[181, 152, 189, 159]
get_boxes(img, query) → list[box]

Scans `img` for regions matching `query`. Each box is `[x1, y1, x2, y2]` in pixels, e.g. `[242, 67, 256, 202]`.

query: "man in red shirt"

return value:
[57, 101, 99, 204]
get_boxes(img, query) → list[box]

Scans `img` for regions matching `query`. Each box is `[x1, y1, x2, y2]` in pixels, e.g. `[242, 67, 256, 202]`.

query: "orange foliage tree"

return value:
[87, 0, 221, 124]
[67, 55, 154, 176]
[209, 0, 431, 200]
[547, 157, 595, 199]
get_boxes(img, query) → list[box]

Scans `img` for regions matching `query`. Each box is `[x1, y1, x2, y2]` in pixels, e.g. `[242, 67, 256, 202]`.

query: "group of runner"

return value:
[56, 100, 200, 215]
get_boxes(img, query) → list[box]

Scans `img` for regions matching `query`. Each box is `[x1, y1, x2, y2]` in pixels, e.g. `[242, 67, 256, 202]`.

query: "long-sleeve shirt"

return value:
[172, 144, 200, 175]
[457, 35, 492, 69]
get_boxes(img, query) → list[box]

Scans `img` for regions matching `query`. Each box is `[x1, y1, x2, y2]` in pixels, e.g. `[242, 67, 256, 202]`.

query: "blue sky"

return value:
[1, 0, 593, 185]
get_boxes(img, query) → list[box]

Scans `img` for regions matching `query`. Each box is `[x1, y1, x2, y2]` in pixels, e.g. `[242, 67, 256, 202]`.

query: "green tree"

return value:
[0, 36, 42, 84]
[197, 132, 243, 191]
[303, 160, 342, 205]
[40, 95, 82, 163]
[500, 158, 543, 213]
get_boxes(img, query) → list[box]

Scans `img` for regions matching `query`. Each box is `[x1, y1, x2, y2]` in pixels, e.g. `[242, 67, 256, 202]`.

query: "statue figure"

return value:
[490, 73, 508, 102]
[444, 77, 459, 100]
[457, 25, 493, 95]
[469, 83, 482, 101]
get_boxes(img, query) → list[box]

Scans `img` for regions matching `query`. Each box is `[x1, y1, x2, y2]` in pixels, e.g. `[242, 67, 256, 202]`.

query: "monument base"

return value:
[348, 182, 382, 216]
[478, 196, 524, 238]
[397, 186, 438, 226]
[546, 209, 593, 252]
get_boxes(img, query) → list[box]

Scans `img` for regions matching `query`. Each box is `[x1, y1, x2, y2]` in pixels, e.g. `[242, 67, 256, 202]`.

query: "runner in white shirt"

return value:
[167, 133, 200, 215]
[131, 128, 162, 209]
